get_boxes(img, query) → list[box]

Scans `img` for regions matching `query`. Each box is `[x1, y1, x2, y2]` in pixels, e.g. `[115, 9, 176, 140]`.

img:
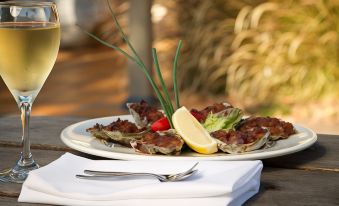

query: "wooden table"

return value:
[0, 116, 338, 205]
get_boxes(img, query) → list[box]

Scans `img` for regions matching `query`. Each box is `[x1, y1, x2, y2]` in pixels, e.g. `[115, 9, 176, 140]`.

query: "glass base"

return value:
[0, 154, 39, 183]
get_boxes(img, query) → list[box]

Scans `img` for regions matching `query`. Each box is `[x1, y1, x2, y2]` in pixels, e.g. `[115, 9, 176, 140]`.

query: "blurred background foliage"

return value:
[177, 0, 339, 115]
[50, 0, 339, 120]
[0, 0, 338, 133]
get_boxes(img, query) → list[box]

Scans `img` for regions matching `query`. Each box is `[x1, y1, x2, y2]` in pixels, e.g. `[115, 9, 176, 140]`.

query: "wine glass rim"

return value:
[0, 1, 55, 7]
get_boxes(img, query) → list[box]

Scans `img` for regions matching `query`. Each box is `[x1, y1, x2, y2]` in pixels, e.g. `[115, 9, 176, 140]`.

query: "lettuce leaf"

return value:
[203, 108, 243, 133]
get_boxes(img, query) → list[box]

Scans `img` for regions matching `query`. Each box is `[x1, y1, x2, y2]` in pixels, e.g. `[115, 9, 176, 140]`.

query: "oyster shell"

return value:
[237, 117, 296, 140]
[130, 129, 184, 155]
[127, 100, 164, 128]
[102, 130, 148, 147]
[191, 102, 234, 123]
[86, 124, 111, 141]
[211, 128, 269, 154]
[86, 119, 147, 147]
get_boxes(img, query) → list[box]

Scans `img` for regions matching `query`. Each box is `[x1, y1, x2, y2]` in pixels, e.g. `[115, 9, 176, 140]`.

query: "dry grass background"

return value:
[174, 0, 339, 133]
[177, 0, 339, 110]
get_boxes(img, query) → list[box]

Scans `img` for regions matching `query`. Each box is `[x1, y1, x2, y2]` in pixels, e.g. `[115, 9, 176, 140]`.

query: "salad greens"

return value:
[203, 108, 243, 133]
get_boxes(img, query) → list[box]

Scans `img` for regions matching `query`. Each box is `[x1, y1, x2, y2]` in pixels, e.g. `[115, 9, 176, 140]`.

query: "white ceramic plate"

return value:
[60, 115, 317, 160]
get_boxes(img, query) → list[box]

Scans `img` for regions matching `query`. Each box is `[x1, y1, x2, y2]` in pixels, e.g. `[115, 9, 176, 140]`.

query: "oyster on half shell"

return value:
[237, 117, 296, 140]
[190, 102, 234, 123]
[211, 128, 270, 154]
[126, 100, 164, 128]
[130, 129, 184, 155]
[86, 119, 147, 147]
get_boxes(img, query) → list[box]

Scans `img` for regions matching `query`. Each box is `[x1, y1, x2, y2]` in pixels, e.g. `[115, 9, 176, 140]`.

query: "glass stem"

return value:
[0, 96, 39, 183]
[19, 96, 33, 164]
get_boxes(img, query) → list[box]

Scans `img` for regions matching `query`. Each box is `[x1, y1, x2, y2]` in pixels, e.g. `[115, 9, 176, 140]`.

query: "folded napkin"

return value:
[19, 153, 262, 206]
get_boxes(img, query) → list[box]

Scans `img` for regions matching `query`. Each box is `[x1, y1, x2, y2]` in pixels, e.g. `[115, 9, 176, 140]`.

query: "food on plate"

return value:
[86, 100, 297, 155]
[172, 106, 218, 154]
[151, 117, 171, 132]
[237, 117, 296, 140]
[131, 129, 184, 155]
[190, 102, 233, 122]
[86, 118, 147, 147]
[203, 107, 243, 133]
[211, 128, 269, 153]
[127, 100, 164, 128]
[85, 10, 297, 156]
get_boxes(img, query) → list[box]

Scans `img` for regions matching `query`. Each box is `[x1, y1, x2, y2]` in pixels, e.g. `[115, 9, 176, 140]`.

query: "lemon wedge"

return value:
[172, 106, 218, 154]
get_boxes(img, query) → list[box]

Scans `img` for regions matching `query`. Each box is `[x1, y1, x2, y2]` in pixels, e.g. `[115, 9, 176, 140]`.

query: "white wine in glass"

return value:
[0, 1, 60, 183]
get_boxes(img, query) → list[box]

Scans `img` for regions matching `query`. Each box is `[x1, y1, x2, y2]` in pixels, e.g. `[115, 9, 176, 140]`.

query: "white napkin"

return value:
[19, 153, 262, 206]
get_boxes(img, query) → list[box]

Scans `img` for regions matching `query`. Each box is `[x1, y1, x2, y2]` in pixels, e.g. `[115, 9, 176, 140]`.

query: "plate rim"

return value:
[60, 115, 317, 160]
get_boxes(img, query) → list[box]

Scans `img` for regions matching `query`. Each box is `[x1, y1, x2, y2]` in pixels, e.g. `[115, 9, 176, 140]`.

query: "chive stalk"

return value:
[173, 40, 183, 109]
[83, 0, 182, 128]
[152, 48, 175, 115]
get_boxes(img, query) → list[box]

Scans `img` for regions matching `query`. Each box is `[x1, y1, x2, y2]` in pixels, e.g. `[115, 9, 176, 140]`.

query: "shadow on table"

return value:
[244, 178, 280, 206]
[263, 142, 327, 169]
[246, 134, 339, 205]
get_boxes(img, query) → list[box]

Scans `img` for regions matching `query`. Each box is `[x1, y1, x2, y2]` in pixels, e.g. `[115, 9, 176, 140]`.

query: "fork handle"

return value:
[84, 170, 162, 177]
[84, 170, 131, 175]
[77, 172, 164, 181]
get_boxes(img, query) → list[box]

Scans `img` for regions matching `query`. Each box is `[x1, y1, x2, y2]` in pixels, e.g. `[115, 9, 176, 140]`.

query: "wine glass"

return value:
[0, 1, 60, 183]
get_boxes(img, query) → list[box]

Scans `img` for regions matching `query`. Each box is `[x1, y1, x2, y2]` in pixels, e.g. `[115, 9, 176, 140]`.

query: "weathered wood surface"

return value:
[0, 196, 40, 206]
[1, 117, 339, 205]
[246, 168, 339, 206]
[263, 134, 339, 171]
[0, 116, 85, 149]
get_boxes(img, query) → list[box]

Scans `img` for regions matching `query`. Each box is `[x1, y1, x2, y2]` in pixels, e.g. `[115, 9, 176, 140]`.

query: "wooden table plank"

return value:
[264, 134, 339, 171]
[246, 168, 339, 206]
[0, 116, 85, 149]
[0, 196, 40, 206]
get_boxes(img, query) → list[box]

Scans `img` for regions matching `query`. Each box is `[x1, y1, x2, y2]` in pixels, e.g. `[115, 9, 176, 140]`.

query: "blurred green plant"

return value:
[178, 0, 339, 114]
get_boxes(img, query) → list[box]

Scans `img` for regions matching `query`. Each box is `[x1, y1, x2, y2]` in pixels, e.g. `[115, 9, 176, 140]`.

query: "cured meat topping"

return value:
[129, 100, 164, 123]
[139, 132, 183, 148]
[88, 118, 145, 133]
[237, 117, 295, 138]
[191, 103, 233, 122]
[131, 131, 184, 155]
[211, 127, 267, 144]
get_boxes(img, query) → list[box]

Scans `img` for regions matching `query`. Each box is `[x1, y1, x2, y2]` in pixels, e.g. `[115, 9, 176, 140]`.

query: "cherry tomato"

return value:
[151, 117, 170, 132]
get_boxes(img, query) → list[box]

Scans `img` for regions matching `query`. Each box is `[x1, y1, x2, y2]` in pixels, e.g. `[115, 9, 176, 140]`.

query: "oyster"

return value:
[86, 118, 147, 147]
[86, 123, 110, 141]
[237, 117, 296, 140]
[210, 127, 269, 154]
[131, 129, 184, 155]
[127, 100, 164, 128]
[190, 102, 234, 123]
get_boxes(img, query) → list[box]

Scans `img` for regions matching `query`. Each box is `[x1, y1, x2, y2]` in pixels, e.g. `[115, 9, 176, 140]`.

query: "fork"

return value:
[76, 162, 199, 182]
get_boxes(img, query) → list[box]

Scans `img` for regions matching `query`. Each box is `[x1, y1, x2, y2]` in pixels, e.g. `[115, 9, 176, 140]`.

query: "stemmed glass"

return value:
[0, 1, 60, 183]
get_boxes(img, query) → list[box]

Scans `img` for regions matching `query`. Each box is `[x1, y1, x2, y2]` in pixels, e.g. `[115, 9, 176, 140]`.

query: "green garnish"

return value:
[82, 0, 182, 128]
[203, 108, 243, 133]
[173, 40, 182, 109]
[152, 48, 174, 115]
